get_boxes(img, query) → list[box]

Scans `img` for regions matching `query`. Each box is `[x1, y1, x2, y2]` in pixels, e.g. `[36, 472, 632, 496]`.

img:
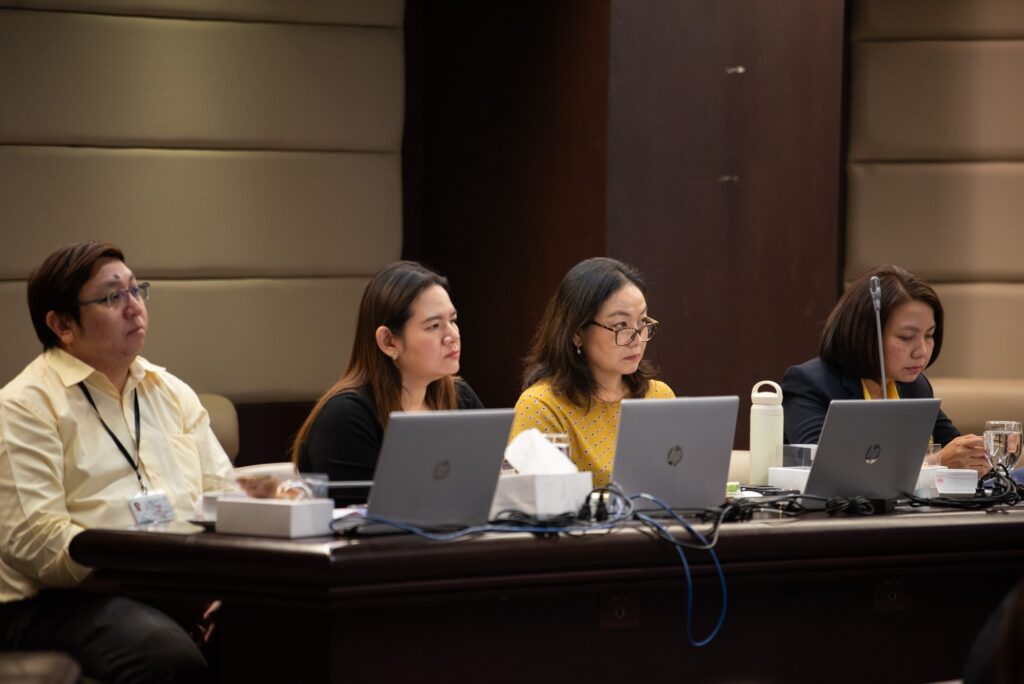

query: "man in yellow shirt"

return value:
[0, 242, 234, 683]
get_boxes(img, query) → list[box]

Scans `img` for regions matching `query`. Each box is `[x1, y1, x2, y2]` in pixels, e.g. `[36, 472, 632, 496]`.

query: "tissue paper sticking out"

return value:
[504, 429, 579, 475]
[493, 429, 592, 519]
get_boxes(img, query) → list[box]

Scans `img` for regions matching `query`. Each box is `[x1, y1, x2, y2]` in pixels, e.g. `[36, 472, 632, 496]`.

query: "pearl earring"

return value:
[575, 345, 582, 355]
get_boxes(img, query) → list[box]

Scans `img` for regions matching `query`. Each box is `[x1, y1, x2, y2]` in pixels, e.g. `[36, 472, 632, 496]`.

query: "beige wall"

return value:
[0, 1, 404, 402]
[847, 0, 1024, 430]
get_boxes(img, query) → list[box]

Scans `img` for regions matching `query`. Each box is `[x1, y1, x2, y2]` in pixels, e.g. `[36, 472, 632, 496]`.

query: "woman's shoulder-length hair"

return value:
[522, 257, 658, 408]
[819, 264, 944, 381]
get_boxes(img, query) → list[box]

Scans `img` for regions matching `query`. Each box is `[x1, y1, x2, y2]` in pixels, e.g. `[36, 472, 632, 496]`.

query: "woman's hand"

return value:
[938, 434, 988, 475]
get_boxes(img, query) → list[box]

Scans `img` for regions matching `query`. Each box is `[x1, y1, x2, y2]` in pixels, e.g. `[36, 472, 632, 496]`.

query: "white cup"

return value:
[923, 443, 943, 467]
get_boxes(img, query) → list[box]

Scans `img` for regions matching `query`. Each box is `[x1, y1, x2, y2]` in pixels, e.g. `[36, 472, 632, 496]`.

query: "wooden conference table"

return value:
[70, 508, 1024, 683]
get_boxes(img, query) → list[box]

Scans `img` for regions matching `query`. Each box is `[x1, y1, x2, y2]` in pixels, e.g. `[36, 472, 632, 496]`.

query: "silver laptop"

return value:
[803, 399, 940, 502]
[365, 408, 514, 530]
[612, 396, 739, 510]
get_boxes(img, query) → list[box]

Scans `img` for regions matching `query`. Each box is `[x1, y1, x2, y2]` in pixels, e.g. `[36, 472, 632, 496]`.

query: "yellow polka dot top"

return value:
[509, 379, 675, 486]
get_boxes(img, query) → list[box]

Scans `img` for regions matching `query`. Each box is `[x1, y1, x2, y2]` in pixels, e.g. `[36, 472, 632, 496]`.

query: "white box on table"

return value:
[215, 497, 333, 538]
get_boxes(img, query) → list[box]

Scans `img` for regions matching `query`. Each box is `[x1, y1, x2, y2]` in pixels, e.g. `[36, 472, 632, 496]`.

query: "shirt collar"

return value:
[859, 377, 900, 400]
[45, 348, 163, 395]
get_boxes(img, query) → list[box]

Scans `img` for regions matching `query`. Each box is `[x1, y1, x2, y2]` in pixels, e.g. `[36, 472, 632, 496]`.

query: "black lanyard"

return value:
[78, 382, 145, 494]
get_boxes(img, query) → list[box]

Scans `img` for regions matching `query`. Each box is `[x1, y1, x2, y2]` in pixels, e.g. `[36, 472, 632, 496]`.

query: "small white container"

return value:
[934, 468, 978, 496]
[914, 465, 948, 497]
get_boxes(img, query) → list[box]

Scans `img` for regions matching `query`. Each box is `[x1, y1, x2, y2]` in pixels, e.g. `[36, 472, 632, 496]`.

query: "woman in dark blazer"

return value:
[781, 265, 987, 474]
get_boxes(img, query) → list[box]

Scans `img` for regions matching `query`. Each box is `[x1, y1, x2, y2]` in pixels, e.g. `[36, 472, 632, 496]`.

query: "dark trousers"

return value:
[0, 590, 208, 684]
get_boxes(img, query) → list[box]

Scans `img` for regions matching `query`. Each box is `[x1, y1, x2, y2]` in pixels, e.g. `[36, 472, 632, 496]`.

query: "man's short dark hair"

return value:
[819, 264, 944, 381]
[28, 242, 126, 350]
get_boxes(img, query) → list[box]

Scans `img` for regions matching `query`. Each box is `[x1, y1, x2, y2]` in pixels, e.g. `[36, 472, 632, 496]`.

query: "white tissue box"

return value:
[768, 466, 811, 492]
[490, 472, 593, 519]
[215, 497, 333, 538]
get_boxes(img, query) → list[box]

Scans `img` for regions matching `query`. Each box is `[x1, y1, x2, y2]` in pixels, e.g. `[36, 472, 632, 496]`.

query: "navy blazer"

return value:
[780, 356, 960, 446]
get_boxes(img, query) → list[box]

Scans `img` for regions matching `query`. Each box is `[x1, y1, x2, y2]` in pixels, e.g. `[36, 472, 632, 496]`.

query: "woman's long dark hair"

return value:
[291, 261, 458, 462]
[522, 257, 657, 408]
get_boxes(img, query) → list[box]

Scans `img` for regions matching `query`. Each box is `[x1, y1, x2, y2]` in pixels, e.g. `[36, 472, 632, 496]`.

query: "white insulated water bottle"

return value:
[749, 380, 784, 485]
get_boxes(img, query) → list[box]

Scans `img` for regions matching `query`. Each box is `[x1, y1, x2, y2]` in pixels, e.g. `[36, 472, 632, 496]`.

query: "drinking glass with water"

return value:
[983, 420, 1024, 471]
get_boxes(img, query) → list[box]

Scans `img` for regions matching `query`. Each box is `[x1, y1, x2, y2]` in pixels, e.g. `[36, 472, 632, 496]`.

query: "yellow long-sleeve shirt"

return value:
[510, 380, 675, 486]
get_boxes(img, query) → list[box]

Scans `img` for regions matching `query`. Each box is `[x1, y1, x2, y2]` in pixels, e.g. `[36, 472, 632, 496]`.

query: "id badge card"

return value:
[128, 490, 177, 526]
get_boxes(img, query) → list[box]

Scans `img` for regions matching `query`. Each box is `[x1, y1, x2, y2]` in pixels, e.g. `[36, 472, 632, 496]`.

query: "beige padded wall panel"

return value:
[0, 283, 40, 388]
[134, 278, 366, 402]
[927, 283, 1024, 378]
[0, 9, 403, 150]
[7, 1, 403, 26]
[0, 2, 404, 405]
[847, 163, 1024, 281]
[929, 378, 1024, 435]
[848, 41, 1024, 161]
[848, 0, 1024, 433]
[0, 147, 401, 279]
[853, 0, 1024, 40]
[1, 278, 366, 401]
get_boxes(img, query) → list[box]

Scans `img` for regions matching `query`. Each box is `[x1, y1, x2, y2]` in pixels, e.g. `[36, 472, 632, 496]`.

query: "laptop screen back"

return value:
[368, 408, 514, 529]
[612, 396, 739, 510]
[804, 399, 940, 501]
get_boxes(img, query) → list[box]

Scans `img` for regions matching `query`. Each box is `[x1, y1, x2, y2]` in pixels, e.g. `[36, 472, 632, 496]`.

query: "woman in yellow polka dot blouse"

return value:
[509, 257, 675, 486]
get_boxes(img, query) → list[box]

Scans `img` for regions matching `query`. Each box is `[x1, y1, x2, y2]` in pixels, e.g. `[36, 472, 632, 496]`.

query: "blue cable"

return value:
[351, 488, 727, 647]
[359, 488, 636, 541]
[358, 515, 631, 540]
[631, 493, 728, 647]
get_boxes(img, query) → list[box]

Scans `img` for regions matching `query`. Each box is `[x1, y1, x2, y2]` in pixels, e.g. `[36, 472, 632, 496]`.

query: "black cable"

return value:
[903, 464, 1023, 510]
[822, 495, 875, 516]
[632, 495, 808, 552]
[487, 485, 636, 534]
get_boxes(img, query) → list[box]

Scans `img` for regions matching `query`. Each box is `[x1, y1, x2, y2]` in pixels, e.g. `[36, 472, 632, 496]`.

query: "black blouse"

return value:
[296, 381, 484, 506]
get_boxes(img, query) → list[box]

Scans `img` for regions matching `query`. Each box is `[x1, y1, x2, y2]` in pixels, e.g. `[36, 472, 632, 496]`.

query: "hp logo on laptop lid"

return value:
[667, 445, 684, 467]
[432, 460, 452, 481]
[864, 444, 881, 464]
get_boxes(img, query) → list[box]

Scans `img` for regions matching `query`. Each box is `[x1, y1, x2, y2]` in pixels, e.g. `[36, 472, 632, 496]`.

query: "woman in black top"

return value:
[292, 261, 483, 505]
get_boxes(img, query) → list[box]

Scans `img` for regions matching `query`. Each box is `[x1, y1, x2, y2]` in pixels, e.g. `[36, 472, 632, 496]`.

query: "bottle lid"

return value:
[751, 380, 783, 405]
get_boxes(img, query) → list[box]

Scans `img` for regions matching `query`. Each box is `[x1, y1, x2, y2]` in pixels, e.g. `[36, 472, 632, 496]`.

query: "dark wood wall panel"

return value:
[405, 0, 612, 408]
[405, 1, 845, 448]
[605, 0, 734, 397]
[606, 0, 846, 445]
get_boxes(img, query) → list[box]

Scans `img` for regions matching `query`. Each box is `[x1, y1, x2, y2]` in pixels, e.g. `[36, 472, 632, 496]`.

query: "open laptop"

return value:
[611, 396, 739, 510]
[802, 399, 940, 504]
[359, 408, 514, 531]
